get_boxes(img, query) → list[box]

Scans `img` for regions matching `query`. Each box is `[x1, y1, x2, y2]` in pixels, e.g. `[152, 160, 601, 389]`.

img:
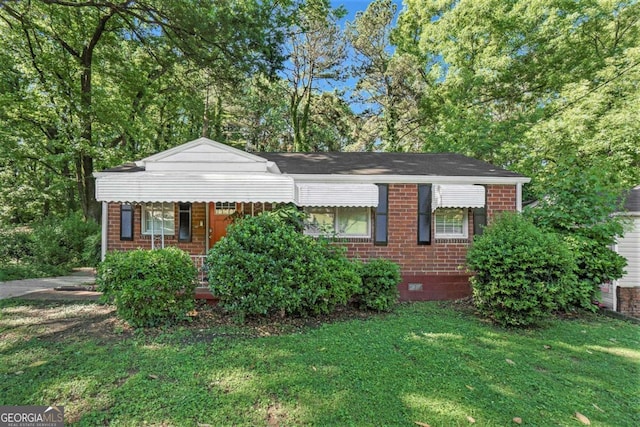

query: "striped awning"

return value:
[95, 172, 295, 203]
[295, 183, 379, 207]
[432, 184, 485, 210]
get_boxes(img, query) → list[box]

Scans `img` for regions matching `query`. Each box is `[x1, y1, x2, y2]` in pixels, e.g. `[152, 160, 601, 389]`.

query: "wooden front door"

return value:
[208, 202, 236, 249]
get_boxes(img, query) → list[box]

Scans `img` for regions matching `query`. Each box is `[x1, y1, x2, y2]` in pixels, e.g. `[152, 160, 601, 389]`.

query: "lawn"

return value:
[0, 299, 638, 426]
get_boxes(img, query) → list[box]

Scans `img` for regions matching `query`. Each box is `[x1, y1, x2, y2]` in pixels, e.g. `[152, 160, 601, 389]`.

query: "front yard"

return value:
[0, 299, 638, 426]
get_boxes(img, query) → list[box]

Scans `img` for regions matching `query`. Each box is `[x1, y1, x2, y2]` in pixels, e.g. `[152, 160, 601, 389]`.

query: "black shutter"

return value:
[473, 207, 487, 237]
[374, 184, 388, 245]
[418, 184, 432, 245]
[178, 203, 192, 242]
[120, 204, 134, 241]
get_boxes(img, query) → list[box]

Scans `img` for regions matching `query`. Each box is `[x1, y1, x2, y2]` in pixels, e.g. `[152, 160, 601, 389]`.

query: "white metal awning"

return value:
[95, 172, 295, 203]
[432, 184, 485, 210]
[295, 183, 379, 207]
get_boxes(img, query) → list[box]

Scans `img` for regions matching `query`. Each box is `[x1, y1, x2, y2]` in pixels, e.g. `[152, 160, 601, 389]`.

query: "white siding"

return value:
[144, 139, 270, 172]
[616, 216, 640, 288]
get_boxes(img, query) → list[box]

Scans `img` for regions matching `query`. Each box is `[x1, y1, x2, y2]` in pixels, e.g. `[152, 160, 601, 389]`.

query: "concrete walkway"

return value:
[0, 268, 97, 300]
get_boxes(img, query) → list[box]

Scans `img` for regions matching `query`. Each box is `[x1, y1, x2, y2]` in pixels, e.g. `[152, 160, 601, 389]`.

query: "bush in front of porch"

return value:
[206, 211, 362, 320]
[97, 247, 197, 327]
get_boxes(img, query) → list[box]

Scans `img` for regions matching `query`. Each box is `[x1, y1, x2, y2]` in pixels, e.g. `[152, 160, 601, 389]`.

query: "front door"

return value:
[208, 202, 237, 249]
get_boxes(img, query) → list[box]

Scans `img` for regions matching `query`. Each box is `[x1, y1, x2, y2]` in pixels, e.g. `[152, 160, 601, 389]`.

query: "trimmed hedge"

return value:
[206, 211, 361, 319]
[466, 212, 578, 327]
[354, 259, 401, 311]
[97, 247, 197, 327]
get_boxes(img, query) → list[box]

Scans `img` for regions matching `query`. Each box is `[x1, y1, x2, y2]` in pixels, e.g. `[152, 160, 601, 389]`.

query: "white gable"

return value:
[141, 137, 276, 172]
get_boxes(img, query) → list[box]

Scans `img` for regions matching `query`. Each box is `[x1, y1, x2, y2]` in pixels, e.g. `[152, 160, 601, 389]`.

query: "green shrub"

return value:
[97, 247, 197, 328]
[31, 213, 100, 267]
[354, 259, 401, 311]
[206, 211, 361, 319]
[82, 232, 102, 267]
[524, 160, 627, 310]
[0, 227, 33, 263]
[562, 235, 626, 309]
[466, 213, 578, 327]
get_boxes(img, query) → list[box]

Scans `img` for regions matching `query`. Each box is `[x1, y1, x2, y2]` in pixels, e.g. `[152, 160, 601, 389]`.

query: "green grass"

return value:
[0, 300, 638, 426]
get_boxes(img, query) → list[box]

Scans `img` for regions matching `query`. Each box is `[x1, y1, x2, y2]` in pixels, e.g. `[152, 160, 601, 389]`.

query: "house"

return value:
[95, 137, 530, 301]
[600, 185, 640, 317]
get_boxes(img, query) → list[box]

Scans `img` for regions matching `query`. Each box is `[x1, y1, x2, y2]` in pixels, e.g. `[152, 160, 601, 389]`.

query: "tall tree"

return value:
[286, 0, 347, 151]
[394, 0, 640, 186]
[0, 0, 295, 222]
[346, 0, 423, 151]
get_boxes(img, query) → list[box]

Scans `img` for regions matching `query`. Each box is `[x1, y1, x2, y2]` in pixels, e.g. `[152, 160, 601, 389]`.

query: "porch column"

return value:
[101, 202, 108, 261]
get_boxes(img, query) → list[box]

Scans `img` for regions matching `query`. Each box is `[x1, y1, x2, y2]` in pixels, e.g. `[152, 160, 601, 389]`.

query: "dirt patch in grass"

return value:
[1, 297, 390, 347]
[0, 299, 126, 344]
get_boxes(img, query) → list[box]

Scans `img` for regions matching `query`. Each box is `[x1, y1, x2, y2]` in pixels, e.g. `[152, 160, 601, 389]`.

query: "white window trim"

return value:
[434, 208, 468, 239]
[141, 203, 175, 236]
[304, 207, 371, 238]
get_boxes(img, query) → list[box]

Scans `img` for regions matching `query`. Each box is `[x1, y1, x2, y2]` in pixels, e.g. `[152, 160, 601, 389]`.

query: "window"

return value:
[178, 203, 191, 242]
[215, 202, 236, 216]
[435, 208, 468, 238]
[374, 184, 388, 245]
[120, 204, 134, 241]
[305, 207, 370, 237]
[418, 184, 432, 245]
[142, 203, 175, 235]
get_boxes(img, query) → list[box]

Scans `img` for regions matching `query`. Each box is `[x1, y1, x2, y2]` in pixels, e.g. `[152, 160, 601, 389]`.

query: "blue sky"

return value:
[331, 0, 404, 23]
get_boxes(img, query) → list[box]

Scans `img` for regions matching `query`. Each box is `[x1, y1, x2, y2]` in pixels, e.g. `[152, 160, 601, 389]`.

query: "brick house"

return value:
[95, 137, 530, 301]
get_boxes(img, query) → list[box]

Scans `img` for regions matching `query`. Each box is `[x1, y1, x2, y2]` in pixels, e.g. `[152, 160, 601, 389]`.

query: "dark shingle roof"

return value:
[102, 162, 145, 172]
[102, 152, 526, 179]
[260, 152, 524, 178]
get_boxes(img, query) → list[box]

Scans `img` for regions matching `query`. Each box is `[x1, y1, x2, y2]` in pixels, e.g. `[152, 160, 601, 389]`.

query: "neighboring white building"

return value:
[601, 186, 640, 317]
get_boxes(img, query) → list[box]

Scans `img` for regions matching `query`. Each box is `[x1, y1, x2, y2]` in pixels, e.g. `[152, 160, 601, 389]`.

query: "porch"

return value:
[190, 254, 217, 303]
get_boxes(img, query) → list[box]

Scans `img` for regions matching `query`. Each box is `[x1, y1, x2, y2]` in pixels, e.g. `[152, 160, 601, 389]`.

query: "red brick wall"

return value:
[105, 184, 518, 301]
[106, 202, 207, 255]
[617, 287, 640, 318]
[343, 184, 517, 300]
[486, 184, 517, 223]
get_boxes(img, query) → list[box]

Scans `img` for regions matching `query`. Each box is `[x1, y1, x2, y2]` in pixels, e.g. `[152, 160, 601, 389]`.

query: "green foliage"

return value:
[82, 232, 102, 268]
[0, 227, 33, 264]
[30, 213, 100, 267]
[394, 0, 639, 185]
[467, 213, 579, 327]
[354, 258, 401, 311]
[563, 235, 627, 309]
[0, 263, 68, 282]
[0, 214, 98, 281]
[0, 0, 298, 221]
[206, 211, 361, 319]
[97, 247, 197, 328]
[525, 160, 628, 307]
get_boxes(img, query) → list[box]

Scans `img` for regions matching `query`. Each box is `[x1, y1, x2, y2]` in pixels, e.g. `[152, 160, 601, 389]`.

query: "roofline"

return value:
[287, 174, 531, 185]
[140, 137, 269, 164]
[94, 171, 531, 184]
